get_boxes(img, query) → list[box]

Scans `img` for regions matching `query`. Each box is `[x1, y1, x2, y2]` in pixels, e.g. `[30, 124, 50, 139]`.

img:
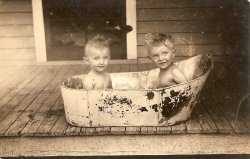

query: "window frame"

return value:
[32, 0, 137, 62]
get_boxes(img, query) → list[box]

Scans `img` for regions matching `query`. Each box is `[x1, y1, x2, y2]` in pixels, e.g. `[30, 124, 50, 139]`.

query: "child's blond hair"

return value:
[84, 34, 111, 57]
[144, 33, 175, 53]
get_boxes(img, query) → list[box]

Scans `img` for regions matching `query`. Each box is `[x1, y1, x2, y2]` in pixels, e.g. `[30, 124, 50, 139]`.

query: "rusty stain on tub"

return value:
[161, 89, 192, 119]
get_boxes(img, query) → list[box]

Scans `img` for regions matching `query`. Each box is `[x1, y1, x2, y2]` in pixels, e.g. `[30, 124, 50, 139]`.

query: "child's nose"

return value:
[99, 58, 104, 64]
[159, 55, 163, 60]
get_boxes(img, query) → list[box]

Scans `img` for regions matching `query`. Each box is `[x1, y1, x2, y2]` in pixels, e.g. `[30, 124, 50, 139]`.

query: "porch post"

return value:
[32, 0, 47, 62]
[126, 0, 137, 59]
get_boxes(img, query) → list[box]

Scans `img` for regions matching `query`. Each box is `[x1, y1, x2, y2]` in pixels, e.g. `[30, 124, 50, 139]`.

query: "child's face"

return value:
[149, 45, 174, 70]
[85, 48, 110, 73]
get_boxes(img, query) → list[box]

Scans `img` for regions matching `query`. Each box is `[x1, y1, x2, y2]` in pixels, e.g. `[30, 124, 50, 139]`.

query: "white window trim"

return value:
[32, 0, 137, 62]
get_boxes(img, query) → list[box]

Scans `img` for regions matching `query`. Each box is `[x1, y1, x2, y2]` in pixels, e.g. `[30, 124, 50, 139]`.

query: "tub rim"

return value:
[60, 55, 213, 92]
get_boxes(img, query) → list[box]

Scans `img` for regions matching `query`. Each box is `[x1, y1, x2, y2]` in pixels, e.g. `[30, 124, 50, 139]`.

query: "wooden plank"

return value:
[185, 112, 203, 133]
[129, 64, 138, 72]
[51, 114, 68, 136]
[110, 127, 126, 135]
[64, 125, 81, 136]
[0, 66, 61, 135]
[51, 65, 87, 136]
[0, 48, 35, 61]
[125, 126, 140, 134]
[0, 66, 36, 101]
[200, 94, 234, 134]
[4, 67, 66, 138]
[156, 126, 171, 134]
[80, 127, 97, 136]
[33, 65, 76, 135]
[0, 66, 44, 109]
[34, 96, 64, 136]
[170, 123, 187, 134]
[34, 65, 80, 136]
[0, 37, 35, 48]
[210, 85, 249, 133]
[4, 93, 50, 136]
[1, 135, 250, 156]
[0, 0, 32, 12]
[140, 126, 157, 134]
[120, 64, 130, 72]
[138, 44, 224, 57]
[0, 65, 35, 90]
[137, 21, 224, 33]
[0, 13, 33, 25]
[0, 25, 33, 37]
[137, 0, 221, 8]
[94, 127, 110, 135]
[137, 63, 147, 71]
[20, 93, 61, 136]
[137, 33, 224, 45]
[0, 66, 48, 122]
[108, 64, 121, 73]
[193, 103, 218, 133]
[146, 63, 156, 70]
[137, 8, 222, 21]
[140, 127, 147, 134]
[0, 65, 21, 85]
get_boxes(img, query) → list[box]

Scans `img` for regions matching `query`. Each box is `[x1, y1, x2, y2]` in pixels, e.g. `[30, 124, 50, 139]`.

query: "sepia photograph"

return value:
[0, 0, 249, 158]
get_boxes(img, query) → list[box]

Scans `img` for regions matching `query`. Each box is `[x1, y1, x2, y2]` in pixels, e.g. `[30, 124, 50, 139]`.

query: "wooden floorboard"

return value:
[0, 66, 44, 110]
[33, 65, 80, 136]
[53, 65, 89, 136]
[200, 93, 234, 134]
[0, 66, 21, 85]
[0, 63, 248, 136]
[4, 65, 68, 136]
[193, 103, 218, 133]
[1, 66, 62, 136]
[0, 66, 55, 124]
[32, 66, 72, 136]
[0, 66, 34, 99]
[185, 111, 203, 133]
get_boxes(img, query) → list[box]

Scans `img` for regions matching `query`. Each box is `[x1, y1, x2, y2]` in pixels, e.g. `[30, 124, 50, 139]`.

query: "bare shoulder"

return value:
[104, 72, 111, 80]
[171, 64, 187, 82]
[170, 64, 182, 74]
[105, 72, 113, 88]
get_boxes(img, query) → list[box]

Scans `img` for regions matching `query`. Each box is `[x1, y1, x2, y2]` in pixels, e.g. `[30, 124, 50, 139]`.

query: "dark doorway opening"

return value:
[43, 0, 127, 61]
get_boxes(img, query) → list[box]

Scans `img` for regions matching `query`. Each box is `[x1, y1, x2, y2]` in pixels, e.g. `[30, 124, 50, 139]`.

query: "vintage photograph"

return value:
[0, 0, 249, 158]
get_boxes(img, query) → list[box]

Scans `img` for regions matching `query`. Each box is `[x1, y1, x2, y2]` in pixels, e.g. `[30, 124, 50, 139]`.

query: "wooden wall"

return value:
[0, 0, 248, 63]
[136, 0, 230, 60]
[0, 0, 36, 62]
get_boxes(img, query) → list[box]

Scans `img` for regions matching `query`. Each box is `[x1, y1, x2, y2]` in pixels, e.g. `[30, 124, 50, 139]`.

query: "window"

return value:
[39, 0, 136, 61]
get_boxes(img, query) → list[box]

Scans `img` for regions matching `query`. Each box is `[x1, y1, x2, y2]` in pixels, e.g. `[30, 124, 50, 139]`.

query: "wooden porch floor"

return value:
[0, 63, 249, 137]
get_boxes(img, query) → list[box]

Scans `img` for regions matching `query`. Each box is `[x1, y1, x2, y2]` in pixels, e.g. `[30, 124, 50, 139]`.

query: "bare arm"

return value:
[172, 66, 188, 84]
[83, 76, 95, 90]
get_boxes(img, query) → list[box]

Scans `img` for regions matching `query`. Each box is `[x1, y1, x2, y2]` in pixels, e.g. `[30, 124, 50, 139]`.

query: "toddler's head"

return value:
[84, 34, 111, 73]
[145, 33, 176, 70]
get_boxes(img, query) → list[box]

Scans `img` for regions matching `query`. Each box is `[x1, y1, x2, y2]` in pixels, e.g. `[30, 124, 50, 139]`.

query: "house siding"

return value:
[0, 0, 248, 63]
[0, 0, 36, 62]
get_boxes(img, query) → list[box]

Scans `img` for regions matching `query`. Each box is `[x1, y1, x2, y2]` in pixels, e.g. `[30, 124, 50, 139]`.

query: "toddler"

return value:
[145, 33, 187, 88]
[83, 34, 112, 90]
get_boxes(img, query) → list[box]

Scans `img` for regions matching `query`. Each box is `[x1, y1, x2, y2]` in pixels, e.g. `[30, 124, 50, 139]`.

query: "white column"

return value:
[32, 0, 47, 62]
[126, 0, 137, 59]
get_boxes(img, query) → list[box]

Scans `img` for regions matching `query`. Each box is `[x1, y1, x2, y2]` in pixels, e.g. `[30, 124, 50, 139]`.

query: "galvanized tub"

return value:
[61, 54, 212, 127]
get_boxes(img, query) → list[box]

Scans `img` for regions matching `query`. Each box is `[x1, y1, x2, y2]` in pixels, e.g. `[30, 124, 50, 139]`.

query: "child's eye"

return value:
[94, 57, 100, 60]
[103, 57, 109, 60]
[162, 52, 169, 55]
[152, 55, 159, 59]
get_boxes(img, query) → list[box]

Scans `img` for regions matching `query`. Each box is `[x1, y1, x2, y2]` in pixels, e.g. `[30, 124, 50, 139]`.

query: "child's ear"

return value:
[83, 57, 89, 65]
